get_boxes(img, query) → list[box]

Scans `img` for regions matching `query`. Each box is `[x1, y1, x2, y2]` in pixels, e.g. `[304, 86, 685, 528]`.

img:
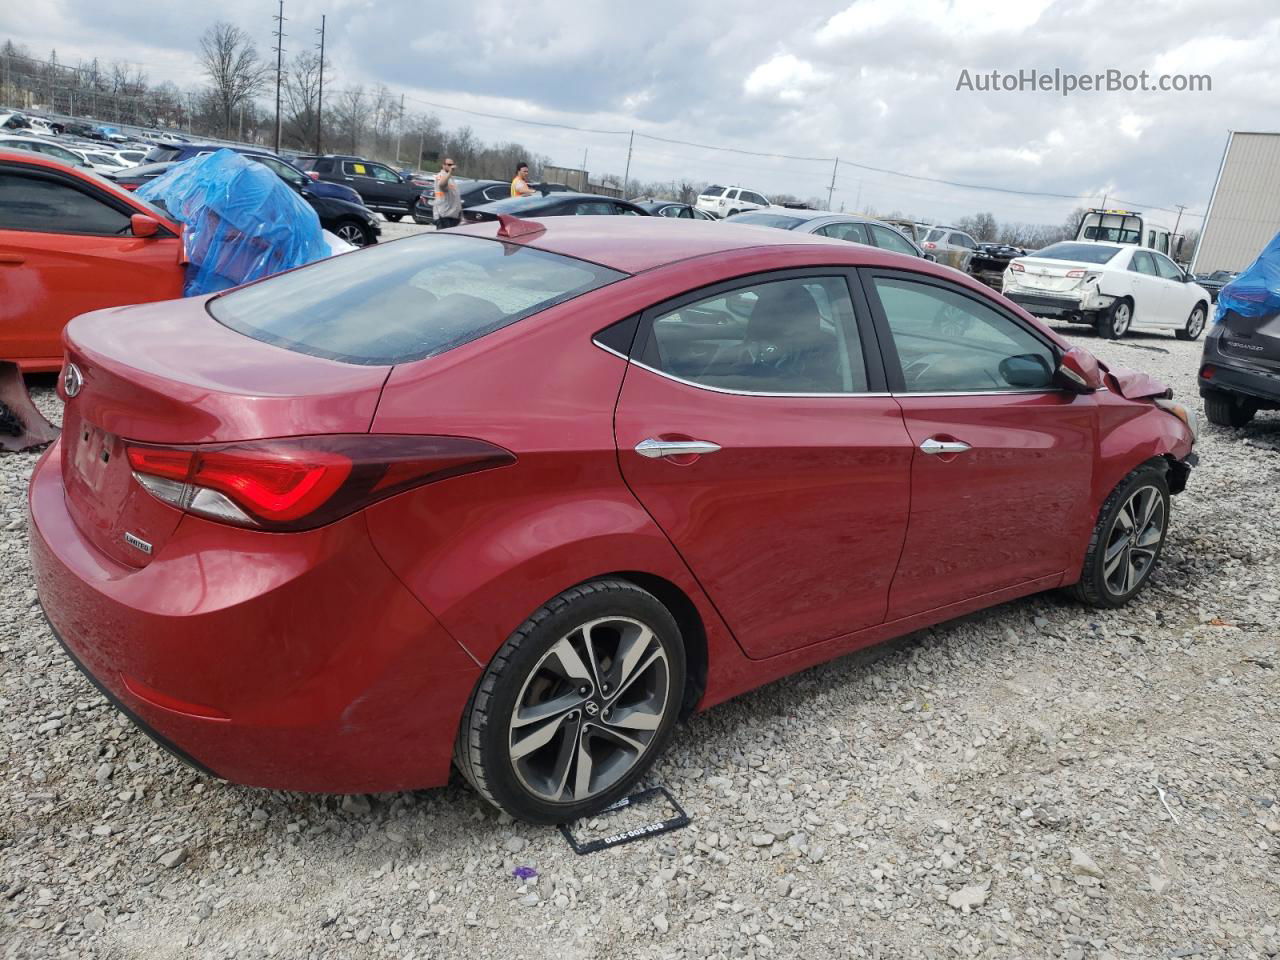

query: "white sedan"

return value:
[1001, 240, 1210, 340]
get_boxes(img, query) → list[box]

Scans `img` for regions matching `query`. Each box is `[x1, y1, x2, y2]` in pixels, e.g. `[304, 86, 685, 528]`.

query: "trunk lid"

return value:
[60, 297, 390, 567]
[1010, 257, 1089, 294]
[1217, 309, 1280, 370]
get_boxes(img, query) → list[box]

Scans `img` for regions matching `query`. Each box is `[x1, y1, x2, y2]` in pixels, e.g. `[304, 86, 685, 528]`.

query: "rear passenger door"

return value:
[860, 269, 1096, 618]
[613, 270, 914, 658]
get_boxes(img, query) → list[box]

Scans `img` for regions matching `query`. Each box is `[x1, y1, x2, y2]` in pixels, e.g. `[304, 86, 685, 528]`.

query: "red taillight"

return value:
[122, 183, 139, 191]
[307, 171, 320, 180]
[1009, 262, 1024, 272]
[1066, 269, 1086, 278]
[126, 435, 514, 531]
[922, 242, 936, 249]
[1200, 365, 1215, 379]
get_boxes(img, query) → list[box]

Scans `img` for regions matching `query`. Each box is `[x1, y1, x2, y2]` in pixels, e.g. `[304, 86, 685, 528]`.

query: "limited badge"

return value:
[63, 363, 83, 398]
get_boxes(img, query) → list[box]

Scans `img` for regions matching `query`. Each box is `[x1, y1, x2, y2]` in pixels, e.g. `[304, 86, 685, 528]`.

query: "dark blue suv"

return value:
[143, 144, 363, 205]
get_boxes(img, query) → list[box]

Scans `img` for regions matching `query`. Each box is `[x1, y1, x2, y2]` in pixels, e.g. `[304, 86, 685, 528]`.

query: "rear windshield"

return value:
[1032, 242, 1122, 264]
[727, 212, 806, 230]
[924, 228, 946, 242]
[208, 233, 626, 365]
[700, 185, 725, 197]
[144, 146, 181, 163]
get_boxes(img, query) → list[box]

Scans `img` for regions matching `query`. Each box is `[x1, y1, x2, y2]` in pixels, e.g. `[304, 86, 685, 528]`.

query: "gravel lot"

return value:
[2, 328, 1278, 960]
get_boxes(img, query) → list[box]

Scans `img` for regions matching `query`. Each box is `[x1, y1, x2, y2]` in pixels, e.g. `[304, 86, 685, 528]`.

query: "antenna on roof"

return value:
[495, 214, 545, 240]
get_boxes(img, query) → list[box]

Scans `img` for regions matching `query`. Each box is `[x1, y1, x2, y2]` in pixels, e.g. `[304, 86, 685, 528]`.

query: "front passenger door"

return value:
[862, 271, 1096, 619]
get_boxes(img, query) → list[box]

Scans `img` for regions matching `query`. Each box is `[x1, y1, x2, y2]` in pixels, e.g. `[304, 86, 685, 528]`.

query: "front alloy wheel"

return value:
[455, 580, 686, 823]
[1176, 304, 1206, 341]
[1071, 464, 1170, 607]
[335, 222, 369, 246]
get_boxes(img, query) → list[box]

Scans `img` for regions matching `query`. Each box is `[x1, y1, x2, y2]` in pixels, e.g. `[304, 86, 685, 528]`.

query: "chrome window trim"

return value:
[893, 388, 1067, 397]
[590, 342, 888, 398]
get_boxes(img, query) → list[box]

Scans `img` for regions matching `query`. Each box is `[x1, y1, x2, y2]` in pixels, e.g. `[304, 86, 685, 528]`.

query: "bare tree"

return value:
[957, 211, 998, 242]
[333, 85, 367, 154]
[198, 22, 267, 139]
[283, 51, 322, 149]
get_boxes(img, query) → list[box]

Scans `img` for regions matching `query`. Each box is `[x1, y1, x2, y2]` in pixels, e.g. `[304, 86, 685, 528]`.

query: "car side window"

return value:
[677, 205, 693, 219]
[315, 159, 334, 173]
[343, 161, 373, 177]
[1152, 253, 1183, 280]
[869, 224, 918, 256]
[370, 165, 401, 183]
[658, 205, 680, 217]
[872, 277, 1056, 394]
[726, 189, 740, 200]
[816, 221, 868, 243]
[573, 201, 616, 215]
[639, 276, 867, 395]
[0, 172, 132, 236]
[615, 204, 642, 216]
[745, 192, 768, 206]
[1130, 251, 1157, 275]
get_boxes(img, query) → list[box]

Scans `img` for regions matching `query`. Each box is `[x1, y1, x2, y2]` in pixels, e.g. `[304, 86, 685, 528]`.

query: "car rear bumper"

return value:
[29, 438, 481, 794]
[1199, 337, 1280, 405]
[1004, 287, 1114, 318]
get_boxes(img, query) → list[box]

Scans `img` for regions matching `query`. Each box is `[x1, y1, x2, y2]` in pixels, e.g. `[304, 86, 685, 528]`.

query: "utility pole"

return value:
[827, 156, 838, 210]
[417, 130, 424, 171]
[395, 93, 405, 164]
[854, 180, 862, 212]
[1172, 203, 1187, 237]
[272, 0, 286, 153]
[314, 15, 326, 155]
[622, 130, 634, 199]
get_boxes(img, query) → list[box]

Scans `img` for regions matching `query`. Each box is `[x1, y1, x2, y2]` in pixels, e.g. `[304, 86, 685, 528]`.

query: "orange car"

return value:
[0, 149, 184, 372]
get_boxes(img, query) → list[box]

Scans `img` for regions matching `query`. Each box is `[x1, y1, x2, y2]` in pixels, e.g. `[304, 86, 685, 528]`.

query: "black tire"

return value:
[385, 213, 404, 222]
[333, 219, 373, 247]
[1175, 302, 1207, 341]
[454, 579, 686, 824]
[412, 213, 433, 225]
[1070, 463, 1170, 608]
[1204, 391, 1257, 428]
[1098, 298, 1133, 340]
[727, 209, 740, 217]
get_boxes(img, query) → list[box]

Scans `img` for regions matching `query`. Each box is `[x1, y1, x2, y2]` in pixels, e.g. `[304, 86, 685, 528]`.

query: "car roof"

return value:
[451, 215, 935, 274]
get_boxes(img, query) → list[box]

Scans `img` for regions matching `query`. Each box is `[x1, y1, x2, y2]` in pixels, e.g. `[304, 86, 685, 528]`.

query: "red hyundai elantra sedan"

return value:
[29, 216, 1197, 823]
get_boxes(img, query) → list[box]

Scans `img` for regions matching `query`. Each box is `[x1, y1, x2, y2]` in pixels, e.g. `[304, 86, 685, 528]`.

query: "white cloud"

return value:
[743, 53, 830, 103]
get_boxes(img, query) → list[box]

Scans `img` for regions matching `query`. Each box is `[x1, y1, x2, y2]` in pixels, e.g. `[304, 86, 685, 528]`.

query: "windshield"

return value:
[727, 212, 806, 229]
[209, 234, 625, 365]
[1031, 242, 1122, 264]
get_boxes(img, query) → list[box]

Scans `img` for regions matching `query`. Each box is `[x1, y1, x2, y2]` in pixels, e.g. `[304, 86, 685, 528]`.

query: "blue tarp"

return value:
[1216, 230, 1280, 322]
[137, 149, 329, 296]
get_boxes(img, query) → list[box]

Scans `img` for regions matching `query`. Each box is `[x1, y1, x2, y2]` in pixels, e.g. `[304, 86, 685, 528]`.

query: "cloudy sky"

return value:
[4, 0, 1278, 228]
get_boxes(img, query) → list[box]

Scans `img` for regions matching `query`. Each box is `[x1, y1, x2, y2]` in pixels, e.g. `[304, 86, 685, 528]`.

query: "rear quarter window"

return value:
[208, 234, 626, 365]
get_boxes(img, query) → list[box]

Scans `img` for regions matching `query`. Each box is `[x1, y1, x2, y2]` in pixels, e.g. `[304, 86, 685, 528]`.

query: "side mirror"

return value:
[999, 353, 1055, 388]
[1055, 345, 1104, 393]
[130, 214, 160, 238]
[924, 253, 937, 262]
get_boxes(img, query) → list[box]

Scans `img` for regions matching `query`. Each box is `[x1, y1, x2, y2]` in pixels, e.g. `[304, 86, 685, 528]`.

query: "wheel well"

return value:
[604, 571, 708, 719]
[1161, 453, 1190, 494]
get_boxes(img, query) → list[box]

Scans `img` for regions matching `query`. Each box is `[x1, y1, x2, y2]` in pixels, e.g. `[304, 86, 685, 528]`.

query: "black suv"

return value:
[296, 155, 424, 221]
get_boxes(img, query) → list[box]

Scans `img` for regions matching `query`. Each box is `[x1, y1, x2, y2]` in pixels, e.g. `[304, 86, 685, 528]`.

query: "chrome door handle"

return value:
[635, 438, 722, 459]
[920, 438, 971, 455]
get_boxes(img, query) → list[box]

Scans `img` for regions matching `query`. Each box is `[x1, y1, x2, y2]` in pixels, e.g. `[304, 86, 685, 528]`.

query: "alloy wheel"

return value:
[508, 616, 670, 805]
[336, 224, 367, 246]
[1103, 484, 1165, 596]
[1113, 303, 1132, 336]
[1187, 307, 1205, 339]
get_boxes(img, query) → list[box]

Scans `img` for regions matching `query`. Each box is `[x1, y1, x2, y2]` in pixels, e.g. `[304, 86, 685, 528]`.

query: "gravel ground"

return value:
[2, 329, 1278, 960]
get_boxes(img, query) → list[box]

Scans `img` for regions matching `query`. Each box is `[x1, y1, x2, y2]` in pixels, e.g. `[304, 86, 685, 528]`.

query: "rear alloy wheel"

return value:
[455, 580, 686, 823]
[1175, 304, 1207, 341]
[1204, 391, 1257, 428]
[1098, 298, 1133, 339]
[334, 221, 371, 247]
[385, 213, 404, 222]
[1070, 464, 1169, 608]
